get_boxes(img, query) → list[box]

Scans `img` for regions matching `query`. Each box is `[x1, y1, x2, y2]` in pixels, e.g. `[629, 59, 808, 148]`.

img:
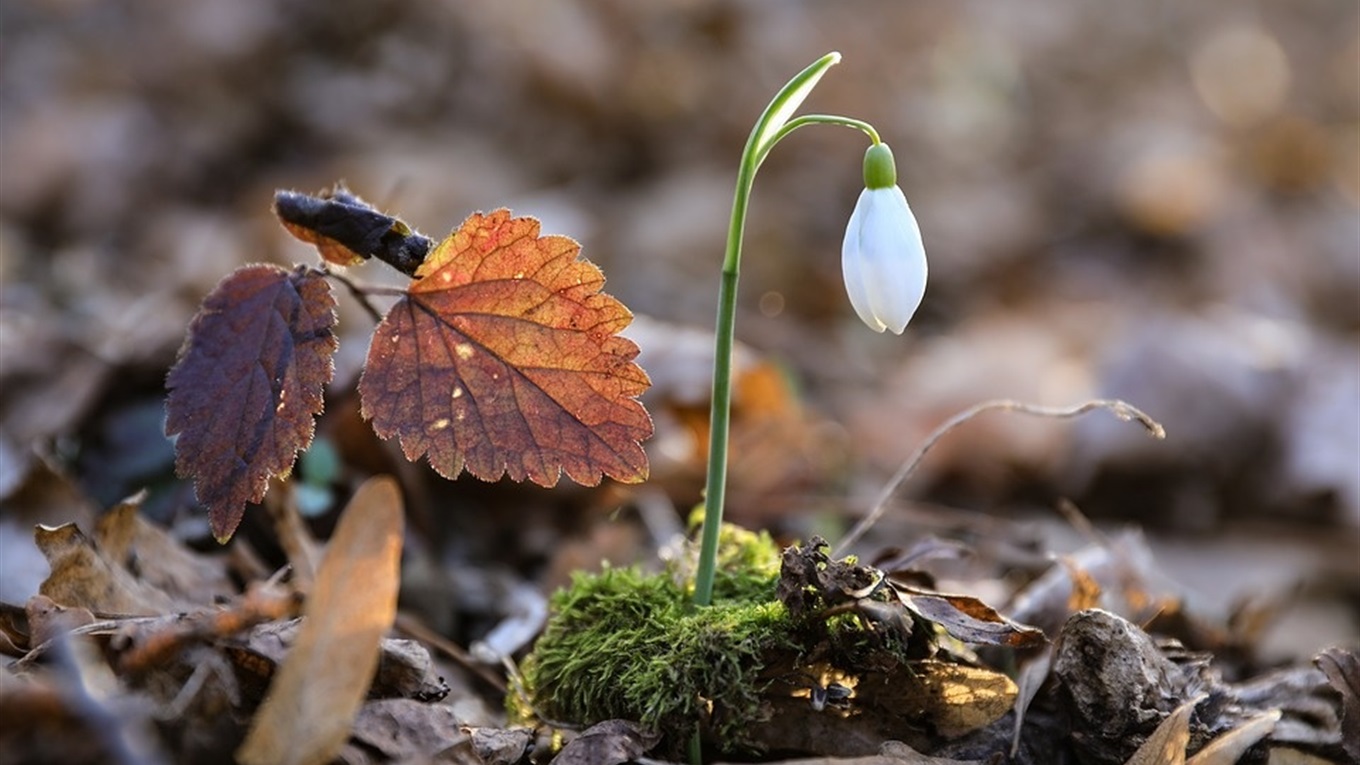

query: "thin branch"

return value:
[314, 266, 402, 324]
[833, 398, 1165, 555]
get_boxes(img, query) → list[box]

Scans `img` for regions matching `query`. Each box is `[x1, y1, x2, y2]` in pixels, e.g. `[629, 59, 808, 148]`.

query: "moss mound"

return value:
[519, 524, 792, 750]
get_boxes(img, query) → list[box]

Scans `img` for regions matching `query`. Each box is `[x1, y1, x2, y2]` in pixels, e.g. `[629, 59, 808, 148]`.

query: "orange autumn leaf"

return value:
[358, 210, 652, 487]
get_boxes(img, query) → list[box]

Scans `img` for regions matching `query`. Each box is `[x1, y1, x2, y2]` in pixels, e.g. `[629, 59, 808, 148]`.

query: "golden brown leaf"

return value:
[237, 476, 404, 765]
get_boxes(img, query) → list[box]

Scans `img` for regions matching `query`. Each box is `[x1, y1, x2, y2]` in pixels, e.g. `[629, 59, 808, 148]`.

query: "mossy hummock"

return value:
[518, 525, 791, 750]
[518, 528, 1028, 756]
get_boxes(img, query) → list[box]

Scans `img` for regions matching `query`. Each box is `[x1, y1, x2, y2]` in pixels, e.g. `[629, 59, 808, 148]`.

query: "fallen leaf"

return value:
[776, 536, 882, 617]
[857, 660, 1020, 739]
[895, 586, 1047, 649]
[24, 595, 94, 647]
[552, 719, 659, 765]
[95, 495, 234, 606]
[0, 601, 29, 655]
[1006, 531, 1177, 639]
[1186, 709, 1280, 765]
[1009, 647, 1054, 758]
[344, 698, 468, 762]
[1314, 647, 1360, 763]
[359, 210, 652, 488]
[237, 475, 404, 765]
[0, 454, 99, 605]
[166, 264, 337, 542]
[33, 494, 232, 619]
[112, 584, 299, 677]
[35, 523, 178, 615]
[1123, 694, 1203, 765]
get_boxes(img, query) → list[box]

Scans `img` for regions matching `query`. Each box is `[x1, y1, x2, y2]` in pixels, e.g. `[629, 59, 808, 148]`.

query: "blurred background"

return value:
[2, 0, 1357, 657]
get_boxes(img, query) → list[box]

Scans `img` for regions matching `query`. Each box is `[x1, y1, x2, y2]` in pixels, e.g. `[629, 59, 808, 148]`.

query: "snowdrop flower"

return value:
[841, 142, 928, 334]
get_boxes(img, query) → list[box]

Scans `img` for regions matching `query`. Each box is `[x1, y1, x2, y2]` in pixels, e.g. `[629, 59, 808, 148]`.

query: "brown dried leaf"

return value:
[35, 523, 178, 615]
[359, 210, 651, 487]
[237, 475, 404, 765]
[895, 585, 1047, 649]
[1314, 647, 1360, 763]
[777, 536, 882, 617]
[24, 594, 95, 647]
[1123, 694, 1202, 765]
[345, 699, 468, 762]
[870, 660, 1018, 739]
[166, 264, 337, 542]
[236, 619, 448, 704]
[95, 496, 234, 605]
[1186, 709, 1280, 765]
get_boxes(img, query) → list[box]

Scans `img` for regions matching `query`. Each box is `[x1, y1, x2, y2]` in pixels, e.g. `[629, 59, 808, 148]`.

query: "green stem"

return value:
[756, 114, 881, 166]
[693, 52, 879, 608]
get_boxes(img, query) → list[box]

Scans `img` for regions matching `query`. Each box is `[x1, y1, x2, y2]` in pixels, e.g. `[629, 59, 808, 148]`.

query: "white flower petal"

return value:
[842, 190, 887, 332]
[842, 186, 928, 334]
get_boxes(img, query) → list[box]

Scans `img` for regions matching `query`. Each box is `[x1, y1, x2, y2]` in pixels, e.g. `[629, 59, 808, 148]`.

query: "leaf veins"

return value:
[359, 210, 652, 487]
[166, 265, 337, 542]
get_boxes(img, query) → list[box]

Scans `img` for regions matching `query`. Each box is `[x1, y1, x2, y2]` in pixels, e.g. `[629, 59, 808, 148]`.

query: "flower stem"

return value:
[694, 52, 878, 607]
[758, 115, 881, 166]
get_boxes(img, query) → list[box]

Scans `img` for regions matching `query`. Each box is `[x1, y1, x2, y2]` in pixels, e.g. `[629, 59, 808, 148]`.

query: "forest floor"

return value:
[1, 2, 1357, 763]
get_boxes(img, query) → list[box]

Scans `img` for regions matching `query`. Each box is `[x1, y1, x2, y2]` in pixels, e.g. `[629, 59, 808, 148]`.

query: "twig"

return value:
[315, 266, 401, 324]
[833, 398, 1165, 555]
[393, 612, 508, 694]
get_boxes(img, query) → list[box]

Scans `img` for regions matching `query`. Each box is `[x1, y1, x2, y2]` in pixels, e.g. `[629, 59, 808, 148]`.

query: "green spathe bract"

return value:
[521, 525, 791, 752]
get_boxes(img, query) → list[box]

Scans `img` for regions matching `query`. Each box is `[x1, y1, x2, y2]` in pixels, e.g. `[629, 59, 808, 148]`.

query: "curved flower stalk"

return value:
[842, 142, 928, 334]
[694, 53, 926, 607]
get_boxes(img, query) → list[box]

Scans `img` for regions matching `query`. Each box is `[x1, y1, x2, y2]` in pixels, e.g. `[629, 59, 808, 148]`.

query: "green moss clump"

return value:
[520, 523, 791, 751]
[706, 521, 782, 603]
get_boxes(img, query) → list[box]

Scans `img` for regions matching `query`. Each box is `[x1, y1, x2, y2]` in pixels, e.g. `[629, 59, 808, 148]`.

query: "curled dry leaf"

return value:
[1185, 709, 1280, 765]
[237, 475, 404, 765]
[360, 209, 652, 488]
[1313, 647, 1359, 763]
[33, 493, 234, 617]
[165, 265, 337, 542]
[95, 496, 234, 605]
[1122, 695, 1280, 765]
[35, 523, 179, 616]
[1123, 694, 1203, 765]
[895, 586, 1047, 650]
[274, 186, 433, 277]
